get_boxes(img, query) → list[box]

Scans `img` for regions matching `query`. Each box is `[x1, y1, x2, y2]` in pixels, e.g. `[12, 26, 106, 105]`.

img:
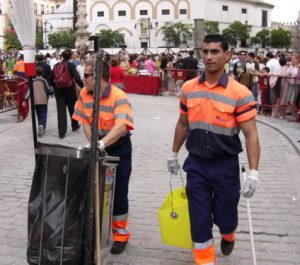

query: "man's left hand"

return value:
[242, 170, 259, 198]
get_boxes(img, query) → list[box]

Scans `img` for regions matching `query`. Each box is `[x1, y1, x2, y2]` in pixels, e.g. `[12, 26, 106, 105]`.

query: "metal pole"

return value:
[28, 77, 37, 151]
[148, 18, 151, 48]
[242, 166, 257, 265]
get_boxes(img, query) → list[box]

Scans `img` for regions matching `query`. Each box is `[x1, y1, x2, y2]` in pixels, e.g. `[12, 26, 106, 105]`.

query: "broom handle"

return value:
[92, 49, 104, 265]
[94, 161, 101, 264]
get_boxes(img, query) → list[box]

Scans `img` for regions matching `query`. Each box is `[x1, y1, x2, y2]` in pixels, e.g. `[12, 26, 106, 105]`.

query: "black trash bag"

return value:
[27, 142, 89, 265]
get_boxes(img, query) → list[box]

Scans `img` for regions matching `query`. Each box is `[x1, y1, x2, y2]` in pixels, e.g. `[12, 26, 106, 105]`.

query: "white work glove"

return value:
[167, 152, 180, 175]
[242, 169, 259, 198]
[98, 140, 105, 152]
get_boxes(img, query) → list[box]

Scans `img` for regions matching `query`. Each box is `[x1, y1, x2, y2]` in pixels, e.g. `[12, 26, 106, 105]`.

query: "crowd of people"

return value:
[227, 50, 300, 121]
[0, 46, 299, 138]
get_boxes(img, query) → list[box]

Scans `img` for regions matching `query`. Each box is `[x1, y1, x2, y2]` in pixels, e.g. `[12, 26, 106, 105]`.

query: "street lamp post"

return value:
[43, 21, 53, 49]
[135, 18, 158, 48]
[44, 21, 48, 49]
[146, 18, 159, 48]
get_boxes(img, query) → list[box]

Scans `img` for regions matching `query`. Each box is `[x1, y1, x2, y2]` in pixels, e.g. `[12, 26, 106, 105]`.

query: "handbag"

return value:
[158, 172, 193, 249]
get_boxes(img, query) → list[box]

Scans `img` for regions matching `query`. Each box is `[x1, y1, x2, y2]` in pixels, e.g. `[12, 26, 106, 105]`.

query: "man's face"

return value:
[239, 52, 246, 61]
[84, 65, 94, 91]
[291, 55, 298, 66]
[202, 42, 227, 73]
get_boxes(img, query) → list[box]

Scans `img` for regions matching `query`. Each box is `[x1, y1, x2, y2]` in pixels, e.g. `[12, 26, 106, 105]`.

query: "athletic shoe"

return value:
[221, 238, 235, 256]
[110, 241, 127, 255]
[38, 125, 44, 137]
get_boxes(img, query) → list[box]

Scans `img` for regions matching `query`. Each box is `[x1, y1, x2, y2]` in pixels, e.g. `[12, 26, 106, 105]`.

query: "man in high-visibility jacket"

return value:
[167, 34, 260, 265]
[72, 61, 134, 254]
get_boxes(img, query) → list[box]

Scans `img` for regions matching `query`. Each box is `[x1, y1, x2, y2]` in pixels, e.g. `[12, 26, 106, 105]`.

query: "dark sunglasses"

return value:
[84, 73, 93, 78]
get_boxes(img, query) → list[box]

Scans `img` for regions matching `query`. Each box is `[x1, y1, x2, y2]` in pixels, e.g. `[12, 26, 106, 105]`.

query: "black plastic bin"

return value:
[27, 142, 118, 265]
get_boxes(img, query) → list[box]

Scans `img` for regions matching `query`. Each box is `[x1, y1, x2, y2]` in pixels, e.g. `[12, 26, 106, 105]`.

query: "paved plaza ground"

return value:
[0, 94, 300, 265]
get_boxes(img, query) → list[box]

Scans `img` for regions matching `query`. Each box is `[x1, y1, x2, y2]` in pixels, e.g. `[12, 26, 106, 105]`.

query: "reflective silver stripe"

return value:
[237, 95, 255, 106]
[83, 102, 93, 109]
[100, 105, 114, 113]
[81, 103, 114, 113]
[113, 228, 129, 235]
[115, 98, 129, 107]
[74, 109, 87, 120]
[179, 89, 186, 99]
[115, 113, 133, 123]
[186, 91, 237, 107]
[193, 239, 214, 250]
[189, 121, 239, 136]
[98, 129, 109, 136]
[113, 214, 128, 221]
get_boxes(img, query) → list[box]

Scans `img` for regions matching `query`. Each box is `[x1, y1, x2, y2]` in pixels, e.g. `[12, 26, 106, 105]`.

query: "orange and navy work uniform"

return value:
[13, 60, 26, 77]
[179, 72, 256, 265]
[73, 84, 134, 243]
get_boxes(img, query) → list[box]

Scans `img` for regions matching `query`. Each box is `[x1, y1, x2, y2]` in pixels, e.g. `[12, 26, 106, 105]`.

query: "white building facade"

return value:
[0, 0, 57, 50]
[44, 0, 274, 49]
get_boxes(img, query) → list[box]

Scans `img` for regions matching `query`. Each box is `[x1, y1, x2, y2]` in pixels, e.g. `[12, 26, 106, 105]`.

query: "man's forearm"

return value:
[245, 132, 260, 170]
[172, 121, 189, 153]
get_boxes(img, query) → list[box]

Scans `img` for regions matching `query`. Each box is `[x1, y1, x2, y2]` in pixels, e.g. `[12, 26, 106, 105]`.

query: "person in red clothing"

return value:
[110, 57, 126, 90]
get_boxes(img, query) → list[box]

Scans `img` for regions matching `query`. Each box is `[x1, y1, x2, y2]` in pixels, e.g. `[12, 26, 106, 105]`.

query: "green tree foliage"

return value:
[204, 21, 220, 35]
[270, 28, 291, 48]
[4, 31, 22, 51]
[161, 21, 193, 47]
[36, 33, 44, 50]
[222, 21, 249, 47]
[254, 29, 271, 48]
[48, 31, 76, 49]
[96, 29, 125, 48]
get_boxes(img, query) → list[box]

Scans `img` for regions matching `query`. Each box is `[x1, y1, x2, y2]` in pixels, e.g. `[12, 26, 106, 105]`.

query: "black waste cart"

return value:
[27, 142, 118, 265]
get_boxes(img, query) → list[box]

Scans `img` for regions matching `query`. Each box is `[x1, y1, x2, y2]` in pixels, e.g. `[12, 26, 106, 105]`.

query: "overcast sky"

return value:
[267, 0, 300, 22]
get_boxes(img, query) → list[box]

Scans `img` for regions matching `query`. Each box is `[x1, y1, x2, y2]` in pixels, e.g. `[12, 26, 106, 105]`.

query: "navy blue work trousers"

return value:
[106, 139, 132, 216]
[183, 153, 240, 243]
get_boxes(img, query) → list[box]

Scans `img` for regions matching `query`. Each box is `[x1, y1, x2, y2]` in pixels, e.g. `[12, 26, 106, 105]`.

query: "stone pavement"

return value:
[0, 94, 299, 265]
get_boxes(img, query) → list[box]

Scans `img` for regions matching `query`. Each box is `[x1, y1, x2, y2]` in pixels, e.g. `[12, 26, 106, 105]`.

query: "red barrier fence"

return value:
[0, 76, 29, 122]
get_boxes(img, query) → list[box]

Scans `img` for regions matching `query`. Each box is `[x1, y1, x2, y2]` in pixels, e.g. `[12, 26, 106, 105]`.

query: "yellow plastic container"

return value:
[158, 186, 193, 249]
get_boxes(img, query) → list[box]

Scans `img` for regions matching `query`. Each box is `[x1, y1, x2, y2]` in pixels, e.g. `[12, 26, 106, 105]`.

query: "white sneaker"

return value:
[38, 125, 44, 137]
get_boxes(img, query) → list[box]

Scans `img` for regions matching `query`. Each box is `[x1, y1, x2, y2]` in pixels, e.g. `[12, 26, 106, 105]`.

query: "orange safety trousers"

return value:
[193, 245, 216, 265]
[112, 217, 131, 242]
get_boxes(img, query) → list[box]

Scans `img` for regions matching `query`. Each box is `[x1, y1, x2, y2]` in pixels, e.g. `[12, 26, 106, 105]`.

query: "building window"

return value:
[140, 10, 148, 16]
[262, 10, 268, 27]
[97, 11, 104, 17]
[222, 5, 228, 11]
[51, 6, 54, 13]
[41, 4, 44, 14]
[118, 10, 126, 16]
[162, 9, 170, 15]
[179, 9, 187, 15]
[34, 3, 37, 14]
[242, 8, 247, 14]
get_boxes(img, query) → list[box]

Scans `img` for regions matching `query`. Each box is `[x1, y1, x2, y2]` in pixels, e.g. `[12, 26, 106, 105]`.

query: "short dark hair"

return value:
[61, 49, 72, 60]
[188, 50, 194, 56]
[203, 34, 229, 51]
[35, 66, 44, 76]
[36, 54, 44, 62]
[85, 60, 110, 82]
[248, 52, 255, 59]
[266, 52, 274, 59]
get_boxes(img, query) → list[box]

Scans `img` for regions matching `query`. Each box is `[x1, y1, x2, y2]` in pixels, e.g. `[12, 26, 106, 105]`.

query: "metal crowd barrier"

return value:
[0, 76, 29, 122]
